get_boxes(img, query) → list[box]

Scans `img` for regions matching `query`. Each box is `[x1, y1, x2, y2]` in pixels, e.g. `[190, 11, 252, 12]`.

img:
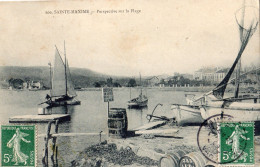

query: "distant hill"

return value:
[0, 66, 130, 88]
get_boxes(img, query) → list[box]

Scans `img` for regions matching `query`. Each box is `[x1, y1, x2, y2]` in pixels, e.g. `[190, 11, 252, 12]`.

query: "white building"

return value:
[194, 67, 228, 82]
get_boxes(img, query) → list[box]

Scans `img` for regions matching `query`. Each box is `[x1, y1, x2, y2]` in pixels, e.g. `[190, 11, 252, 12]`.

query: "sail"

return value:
[212, 24, 255, 99]
[212, 5, 258, 99]
[65, 59, 77, 97]
[51, 48, 66, 97]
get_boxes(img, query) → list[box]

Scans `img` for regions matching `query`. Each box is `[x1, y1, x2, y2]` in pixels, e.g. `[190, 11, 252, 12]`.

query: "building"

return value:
[30, 81, 43, 89]
[23, 81, 43, 90]
[193, 70, 203, 80]
[145, 76, 160, 87]
[193, 67, 228, 82]
[214, 68, 229, 82]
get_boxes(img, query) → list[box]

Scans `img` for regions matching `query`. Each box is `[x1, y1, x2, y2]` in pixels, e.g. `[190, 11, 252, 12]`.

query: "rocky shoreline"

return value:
[71, 141, 158, 167]
[70, 124, 260, 167]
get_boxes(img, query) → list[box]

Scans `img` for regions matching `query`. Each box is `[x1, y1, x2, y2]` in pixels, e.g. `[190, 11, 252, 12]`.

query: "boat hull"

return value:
[200, 102, 260, 122]
[171, 105, 204, 126]
[47, 98, 81, 108]
[128, 99, 148, 108]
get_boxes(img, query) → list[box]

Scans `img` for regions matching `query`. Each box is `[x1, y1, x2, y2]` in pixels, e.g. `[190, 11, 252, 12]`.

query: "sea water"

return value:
[0, 88, 198, 166]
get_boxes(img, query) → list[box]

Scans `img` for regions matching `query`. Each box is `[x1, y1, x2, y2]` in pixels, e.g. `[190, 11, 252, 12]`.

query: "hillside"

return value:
[0, 66, 130, 88]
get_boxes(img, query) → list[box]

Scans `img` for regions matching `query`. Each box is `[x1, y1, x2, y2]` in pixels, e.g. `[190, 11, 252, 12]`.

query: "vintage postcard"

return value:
[0, 0, 259, 167]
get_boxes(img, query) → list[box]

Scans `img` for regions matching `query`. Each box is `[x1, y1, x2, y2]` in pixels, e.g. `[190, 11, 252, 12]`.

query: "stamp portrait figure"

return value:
[7, 128, 31, 165]
[226, 125, 250, 160]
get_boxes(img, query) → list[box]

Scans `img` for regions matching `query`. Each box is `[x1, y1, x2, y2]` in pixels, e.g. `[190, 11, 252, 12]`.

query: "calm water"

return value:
[0, 88, 200, 166]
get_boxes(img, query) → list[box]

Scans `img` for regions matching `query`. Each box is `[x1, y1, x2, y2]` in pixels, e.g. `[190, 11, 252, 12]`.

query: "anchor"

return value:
[146, 103, 169, 122]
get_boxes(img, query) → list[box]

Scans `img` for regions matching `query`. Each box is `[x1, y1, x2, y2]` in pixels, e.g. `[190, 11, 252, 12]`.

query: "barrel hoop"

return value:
[165, 149, 190, 167]
[191, 152, 206, 167]
[168, 154, 178, 166]
[159, 155, 176, 167]
[191, 153, 201, 167]
[108, 122, 125, 128]
[108, 128, 124, 130]
[194, 152, 207, 166]
[108, 115, 124, 118]
[184, 152, 206, 167]
[171, 153, 181, 163]
[110, 108, 126, 111]
[165, 154, 178, 167]
[108, 118, 125, 121]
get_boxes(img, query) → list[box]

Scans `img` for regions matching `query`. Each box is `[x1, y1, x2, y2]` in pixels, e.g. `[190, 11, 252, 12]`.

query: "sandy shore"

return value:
[71, 123, 260, 167]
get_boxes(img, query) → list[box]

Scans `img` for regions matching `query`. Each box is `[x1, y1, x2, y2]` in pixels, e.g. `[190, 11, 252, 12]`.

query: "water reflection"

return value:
[41, 121, 73, 167]
[127, 106, 148, 129]
[0, 88, 191, 166]
[46, 105, 76, 115]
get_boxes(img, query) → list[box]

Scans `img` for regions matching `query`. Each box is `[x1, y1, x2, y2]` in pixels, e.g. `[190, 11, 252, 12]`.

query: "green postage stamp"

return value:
[219, 122, 254, 166]
[1, 125, 36, 167]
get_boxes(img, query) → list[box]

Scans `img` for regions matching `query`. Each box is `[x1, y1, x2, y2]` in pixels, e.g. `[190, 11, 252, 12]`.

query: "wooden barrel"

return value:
[179, 152, 207, 167]
[108, 108, 128, 139]
[159, 149, 190, 167]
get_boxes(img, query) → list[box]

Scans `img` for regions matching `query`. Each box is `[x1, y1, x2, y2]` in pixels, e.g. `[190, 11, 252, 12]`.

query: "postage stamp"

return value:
[197, 114, 234, 164]
[1, 125, 36, 167]
[219, 122, 254, 166]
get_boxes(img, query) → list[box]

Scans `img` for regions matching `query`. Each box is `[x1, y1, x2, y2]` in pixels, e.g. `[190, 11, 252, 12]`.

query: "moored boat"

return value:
[41, 42, 81, 108]
[171, 4, 259, 125]
[128, 73, 148, 108]
[171, 104, 204, 126]
[199, 4, 259, 121]
[128, 94, 148, 108]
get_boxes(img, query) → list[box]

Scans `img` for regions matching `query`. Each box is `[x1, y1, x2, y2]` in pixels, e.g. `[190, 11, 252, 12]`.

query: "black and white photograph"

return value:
[0, 0, 259, 166]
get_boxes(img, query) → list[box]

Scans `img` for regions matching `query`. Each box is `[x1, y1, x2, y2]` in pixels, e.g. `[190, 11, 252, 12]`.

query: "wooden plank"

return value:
[38, 132, 107, 137]
[9, 114, 70, 123]
[133, 121, 166, 131]
[135, 128, 178, 135]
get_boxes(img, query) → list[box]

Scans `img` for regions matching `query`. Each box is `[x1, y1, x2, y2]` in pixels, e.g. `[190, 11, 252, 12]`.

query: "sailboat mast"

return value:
[130, 87, 131, 100]
[48, 62, 52, 96]
[234, 60, 241, 98]
[64, 40, 68, 96]
[140, 73, 142, 96]
[234, 0, 245, 98]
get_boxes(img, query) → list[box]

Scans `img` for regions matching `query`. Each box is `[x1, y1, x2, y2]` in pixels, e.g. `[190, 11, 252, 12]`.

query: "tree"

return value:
[160, 79, 166, 84]
[107, 77, 113, 87]
[127, 79, 137, 87]
[8, 78, 24, 89]
[113, 82, 121, 87]
[93, 82, 101, 87]
[8, 78, 14, 86]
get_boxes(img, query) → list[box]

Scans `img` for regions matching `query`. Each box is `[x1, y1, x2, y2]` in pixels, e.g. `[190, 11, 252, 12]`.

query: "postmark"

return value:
[197, 114, 255, 166]
[1, 125, 36, 167]
[219, 122, 254, 165]
[197, 113, 233, 164]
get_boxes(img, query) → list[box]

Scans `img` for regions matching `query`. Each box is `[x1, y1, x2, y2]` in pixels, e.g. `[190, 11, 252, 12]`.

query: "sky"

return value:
[0, 0, 259, 76]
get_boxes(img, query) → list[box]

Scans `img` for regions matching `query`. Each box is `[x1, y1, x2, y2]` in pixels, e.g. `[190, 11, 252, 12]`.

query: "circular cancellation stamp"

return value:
[197, 114, 254, 165]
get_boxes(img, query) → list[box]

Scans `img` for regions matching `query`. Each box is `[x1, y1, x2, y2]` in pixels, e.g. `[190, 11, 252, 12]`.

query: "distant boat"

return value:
[128, 74, 148, 108]
[42, 42, 80, 107]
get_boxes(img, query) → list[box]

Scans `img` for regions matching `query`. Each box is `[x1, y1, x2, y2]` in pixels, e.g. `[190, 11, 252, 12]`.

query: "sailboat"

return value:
[199, 5, 260, 122]
[127, 74, 148, 108]
[171, 4, 259, 125]
[44, 43, 81, 107]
